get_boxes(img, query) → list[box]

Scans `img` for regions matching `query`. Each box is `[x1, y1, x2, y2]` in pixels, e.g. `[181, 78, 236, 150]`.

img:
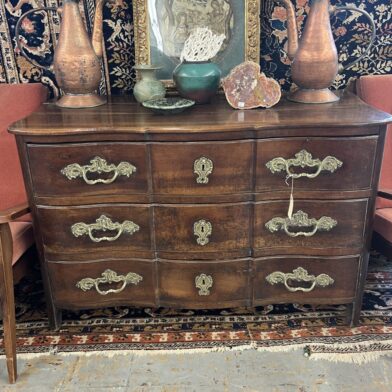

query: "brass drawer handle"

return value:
[266, 267, 334, 293]
[195, 273, 213, 296]
[76, 269, 143, 296]
[194, 157, 213, 184]
[194, 219, 212, 246]
[265, 210, 337, 237]
[266, 149, 342, 179]
[71, 215, 140, 242]
[61, 156, 136, 185]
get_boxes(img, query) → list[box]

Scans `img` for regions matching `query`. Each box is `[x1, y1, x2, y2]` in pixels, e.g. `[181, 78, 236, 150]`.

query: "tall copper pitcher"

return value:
[277, 0, 376, 103]
[16, 0, 107, 108]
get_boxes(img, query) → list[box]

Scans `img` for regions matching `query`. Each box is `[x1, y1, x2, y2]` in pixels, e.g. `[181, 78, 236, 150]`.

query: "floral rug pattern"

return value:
[1, 251, 392, 356]
[0, 0, 390, 96]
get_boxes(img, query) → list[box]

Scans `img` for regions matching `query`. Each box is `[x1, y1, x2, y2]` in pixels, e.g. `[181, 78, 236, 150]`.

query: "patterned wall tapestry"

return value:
[0, 0, 391, 97]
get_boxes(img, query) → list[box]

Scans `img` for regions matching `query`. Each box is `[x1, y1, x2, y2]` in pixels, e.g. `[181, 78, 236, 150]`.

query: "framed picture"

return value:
[133, 0, 260, 84]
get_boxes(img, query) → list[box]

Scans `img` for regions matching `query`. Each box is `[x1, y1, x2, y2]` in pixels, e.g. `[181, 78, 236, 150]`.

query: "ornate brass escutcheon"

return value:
[194, 157, 213, 184]
[265, 210, 337, 237]
[195, 273, 213, 296]
[266, 267, 334, 293]
[266, 149, 342, 179]
[76, 269, 143, 296]
[194, 219, 212, 246]
[61, 156, 136, 185]
[71, 215, 140, 243]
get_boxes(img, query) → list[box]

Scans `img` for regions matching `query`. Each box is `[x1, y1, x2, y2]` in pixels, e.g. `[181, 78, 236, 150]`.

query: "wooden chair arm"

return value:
[0, 203, 30, 224]
[378, 189, 392, 200]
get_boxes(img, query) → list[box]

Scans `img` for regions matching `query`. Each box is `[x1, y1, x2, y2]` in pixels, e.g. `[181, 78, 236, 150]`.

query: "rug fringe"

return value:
[255, 343, 308, 353]
[4, 343, 258, 360]
[4, 341, 392, 364]
[3, 342, 303, 361]
[308, 350, 392, 365]
[303, 339, 392, 365]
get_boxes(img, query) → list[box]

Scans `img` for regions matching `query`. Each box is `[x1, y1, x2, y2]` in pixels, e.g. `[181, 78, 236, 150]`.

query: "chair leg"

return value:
[0, 223, 17, 383]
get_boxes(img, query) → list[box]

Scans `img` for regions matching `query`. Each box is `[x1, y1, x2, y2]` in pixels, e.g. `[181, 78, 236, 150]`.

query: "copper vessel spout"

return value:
[276, 0, 376, 104]
[16, 0, 107, 108]
[278, 0, 298, 61]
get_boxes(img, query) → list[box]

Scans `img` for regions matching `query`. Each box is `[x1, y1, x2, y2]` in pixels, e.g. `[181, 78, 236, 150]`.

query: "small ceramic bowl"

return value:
[142, 97, 195, 115]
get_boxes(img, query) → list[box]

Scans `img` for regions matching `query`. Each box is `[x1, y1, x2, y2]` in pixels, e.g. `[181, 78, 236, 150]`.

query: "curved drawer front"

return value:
[158, 259, 250, 308]
[257, 137, 377, 193]
[254, 256, 359, 304]
[254, 199, 368, 256]
[151, 141, 253, 195]
[48, 259, 156, 308]
[37, 205, 153, 261]
[155, 203, 251, 259]
[27, 143, 148, 198]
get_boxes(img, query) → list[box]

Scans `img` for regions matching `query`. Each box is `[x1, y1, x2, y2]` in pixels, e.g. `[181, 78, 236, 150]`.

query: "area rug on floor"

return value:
[1, 251, 392, 364]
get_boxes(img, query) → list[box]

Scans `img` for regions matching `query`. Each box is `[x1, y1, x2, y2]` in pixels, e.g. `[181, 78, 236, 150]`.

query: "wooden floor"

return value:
[1, 349, 391, 391]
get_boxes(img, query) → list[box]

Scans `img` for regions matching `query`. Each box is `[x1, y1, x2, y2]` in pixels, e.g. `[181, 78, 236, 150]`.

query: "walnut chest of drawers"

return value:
[9, 93, 392, 328]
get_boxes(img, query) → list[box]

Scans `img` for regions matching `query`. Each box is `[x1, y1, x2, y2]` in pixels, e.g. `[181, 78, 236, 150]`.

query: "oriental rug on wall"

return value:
[0, 0, 390, 97]
[1, 251, 392, 364]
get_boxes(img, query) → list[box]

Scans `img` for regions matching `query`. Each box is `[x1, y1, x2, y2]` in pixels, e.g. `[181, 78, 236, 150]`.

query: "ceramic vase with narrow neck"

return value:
[133, 65, 166, 103]
[173, 61, 221, 104]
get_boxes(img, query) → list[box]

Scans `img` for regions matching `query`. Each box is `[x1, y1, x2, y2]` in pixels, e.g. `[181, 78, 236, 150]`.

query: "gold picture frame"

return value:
[133, 0, 260, 86]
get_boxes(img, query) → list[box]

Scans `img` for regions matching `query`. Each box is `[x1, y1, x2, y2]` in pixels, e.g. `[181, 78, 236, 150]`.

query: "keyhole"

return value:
[201, 226, 205, 233]
[201, 164, 205, 171]
[201, 278, 206, 285]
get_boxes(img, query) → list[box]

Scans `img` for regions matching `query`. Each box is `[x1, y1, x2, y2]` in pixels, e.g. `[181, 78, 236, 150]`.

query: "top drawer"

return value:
[27, 143, 149, 198]
[151, 141, 253, 195]
[256, 137, 377, 193]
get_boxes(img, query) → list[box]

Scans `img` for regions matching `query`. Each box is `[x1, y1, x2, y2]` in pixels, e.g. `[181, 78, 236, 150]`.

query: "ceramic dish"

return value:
[142, 97, 195, 115]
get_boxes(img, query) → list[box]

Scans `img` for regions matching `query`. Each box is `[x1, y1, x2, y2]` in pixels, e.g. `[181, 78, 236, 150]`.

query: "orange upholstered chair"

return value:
[0, 83, 47, 383]
[357, 75, 392, 258]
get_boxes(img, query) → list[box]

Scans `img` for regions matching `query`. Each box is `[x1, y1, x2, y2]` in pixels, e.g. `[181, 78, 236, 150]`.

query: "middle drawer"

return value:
[154, 203, 251, 259]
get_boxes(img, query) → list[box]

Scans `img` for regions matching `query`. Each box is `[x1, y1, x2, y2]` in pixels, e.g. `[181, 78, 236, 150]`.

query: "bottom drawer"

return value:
[254, 256, 359, 305]
[158, 259, 250, 308]
[48, 259, 156, 309]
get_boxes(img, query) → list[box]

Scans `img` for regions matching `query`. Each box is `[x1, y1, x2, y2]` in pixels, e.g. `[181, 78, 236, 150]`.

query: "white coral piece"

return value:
[180, 27, 225, 62]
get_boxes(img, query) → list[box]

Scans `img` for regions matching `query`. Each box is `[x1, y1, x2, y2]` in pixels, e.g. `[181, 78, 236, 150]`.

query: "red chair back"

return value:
[0, 84, 47, 212]
[357, 75, 392, 209]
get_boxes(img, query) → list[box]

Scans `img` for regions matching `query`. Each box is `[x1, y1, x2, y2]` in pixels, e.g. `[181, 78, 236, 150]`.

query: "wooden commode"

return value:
[9, 92, 392, 328]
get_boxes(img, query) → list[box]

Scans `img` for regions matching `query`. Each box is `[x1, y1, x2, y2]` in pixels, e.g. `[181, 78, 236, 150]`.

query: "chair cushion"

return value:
[374, 208, 392, 244]
[356, 75, 392, 209]
[0, 83, 47, 219]
[9, 221, 34, 265]
[376, 196, 392, 210]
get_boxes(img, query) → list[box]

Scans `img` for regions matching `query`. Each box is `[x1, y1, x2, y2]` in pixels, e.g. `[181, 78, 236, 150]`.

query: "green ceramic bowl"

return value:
[142, 97, 195, 115]
[173, 61, 221, 104]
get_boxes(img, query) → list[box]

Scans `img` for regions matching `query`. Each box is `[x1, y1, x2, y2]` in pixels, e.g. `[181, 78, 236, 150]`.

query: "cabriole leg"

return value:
[0, 223, 17, 383]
